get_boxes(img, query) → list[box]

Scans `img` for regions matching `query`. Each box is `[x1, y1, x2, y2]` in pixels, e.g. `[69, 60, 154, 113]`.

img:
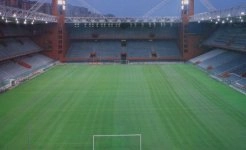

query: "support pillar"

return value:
[180, 0, 194, 60]
[41, 0, 67, 61]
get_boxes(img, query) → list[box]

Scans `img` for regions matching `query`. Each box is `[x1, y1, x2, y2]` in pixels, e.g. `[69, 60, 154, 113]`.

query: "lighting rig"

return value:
[0, 4, 57, 25]
[0, 0, 245, 26]
[190, 4, 246, 24]
[58, 0, 66, 11]
[181, 0, 189, 11]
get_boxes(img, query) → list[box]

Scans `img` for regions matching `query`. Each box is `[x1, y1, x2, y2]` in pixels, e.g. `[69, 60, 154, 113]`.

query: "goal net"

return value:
[93, 134, 142, 150]
[113, 60, 129, 64]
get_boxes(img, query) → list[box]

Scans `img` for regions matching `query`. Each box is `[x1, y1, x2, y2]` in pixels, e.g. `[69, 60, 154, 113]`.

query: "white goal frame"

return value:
[93, 134, 142, 150]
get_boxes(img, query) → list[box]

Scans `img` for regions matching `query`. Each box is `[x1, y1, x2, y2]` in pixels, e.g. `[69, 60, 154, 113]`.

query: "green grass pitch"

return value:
[0, 64, 245, 150]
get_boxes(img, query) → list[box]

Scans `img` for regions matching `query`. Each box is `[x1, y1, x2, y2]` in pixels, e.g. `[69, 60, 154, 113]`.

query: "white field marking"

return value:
[93, 134, 142, 150]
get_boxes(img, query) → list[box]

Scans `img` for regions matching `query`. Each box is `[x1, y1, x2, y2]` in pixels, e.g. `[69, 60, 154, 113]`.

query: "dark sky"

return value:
[67, 0, 246, 17]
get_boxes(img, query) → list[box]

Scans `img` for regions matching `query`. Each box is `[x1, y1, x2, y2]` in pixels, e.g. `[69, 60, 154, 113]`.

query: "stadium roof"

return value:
[68, 0, 246, 17]
[0, 0, 246, 24]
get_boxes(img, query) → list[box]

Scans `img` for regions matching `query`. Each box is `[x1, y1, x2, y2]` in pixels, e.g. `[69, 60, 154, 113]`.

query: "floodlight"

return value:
[182, 0, 189, 5]
[58, 0, 66, 10]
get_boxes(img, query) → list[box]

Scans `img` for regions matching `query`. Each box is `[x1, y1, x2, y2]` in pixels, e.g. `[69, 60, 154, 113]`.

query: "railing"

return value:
[65, 16, 181, 24]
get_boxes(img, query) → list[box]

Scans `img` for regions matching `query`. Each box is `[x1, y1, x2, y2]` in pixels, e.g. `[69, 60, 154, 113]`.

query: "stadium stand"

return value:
[203, 25, 246, 52]
[224, 74, 242, 84]
[0, 38, 42, 61]
[66, 42, 92, 59]
[0, 24, 55, 91]
[189, 49, 225, 64]
[0, 25, 31, 37]
[230, 64, 246, 75]
[66, 41, 121, 60]
[154, 41, 181, 58]
[0, 54, 55, 89]
[199, 24, 246, 93]
[66, 40, 181, 61]
[68, 25, 178, 40]
[126, 41, 151, 58]
[198, 51, 242, 70]
[235, 79, 246, 88]
[190, 49, 246, 93]
[18, 54, 55, 69]
[211, 57, 246, 75]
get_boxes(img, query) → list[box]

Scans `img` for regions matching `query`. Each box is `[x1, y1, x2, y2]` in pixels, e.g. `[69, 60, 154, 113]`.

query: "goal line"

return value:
[93, 134, 142, 150]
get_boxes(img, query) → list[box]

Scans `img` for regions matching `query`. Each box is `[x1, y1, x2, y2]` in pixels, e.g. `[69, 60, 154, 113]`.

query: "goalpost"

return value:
[93, 134, 142, 150]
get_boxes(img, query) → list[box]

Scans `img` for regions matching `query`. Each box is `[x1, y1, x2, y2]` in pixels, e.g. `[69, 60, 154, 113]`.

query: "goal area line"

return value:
[93, 134, 142, 150]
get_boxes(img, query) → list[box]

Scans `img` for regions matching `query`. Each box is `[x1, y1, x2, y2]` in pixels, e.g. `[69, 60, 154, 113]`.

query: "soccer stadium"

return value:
[0, 0, 246, 149]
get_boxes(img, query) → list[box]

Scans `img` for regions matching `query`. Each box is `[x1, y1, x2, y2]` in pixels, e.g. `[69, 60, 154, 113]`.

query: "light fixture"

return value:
[182, 0, 189, 5]
[58, 0, 66, 10]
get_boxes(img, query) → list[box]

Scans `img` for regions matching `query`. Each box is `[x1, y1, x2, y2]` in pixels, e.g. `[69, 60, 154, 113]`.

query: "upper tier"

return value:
[67, 24, 179, 40]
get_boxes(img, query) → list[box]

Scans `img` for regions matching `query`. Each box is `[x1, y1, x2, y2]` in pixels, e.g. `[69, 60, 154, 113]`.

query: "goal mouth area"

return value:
[93, 134, 142, 150]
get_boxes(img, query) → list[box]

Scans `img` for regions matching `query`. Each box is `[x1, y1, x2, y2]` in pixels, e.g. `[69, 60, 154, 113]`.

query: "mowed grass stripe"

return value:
[162, 64, 246, 149]
[151, 65, 217, 149]
[0, 64, 245, 150]
[159, 65, 228, 149]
